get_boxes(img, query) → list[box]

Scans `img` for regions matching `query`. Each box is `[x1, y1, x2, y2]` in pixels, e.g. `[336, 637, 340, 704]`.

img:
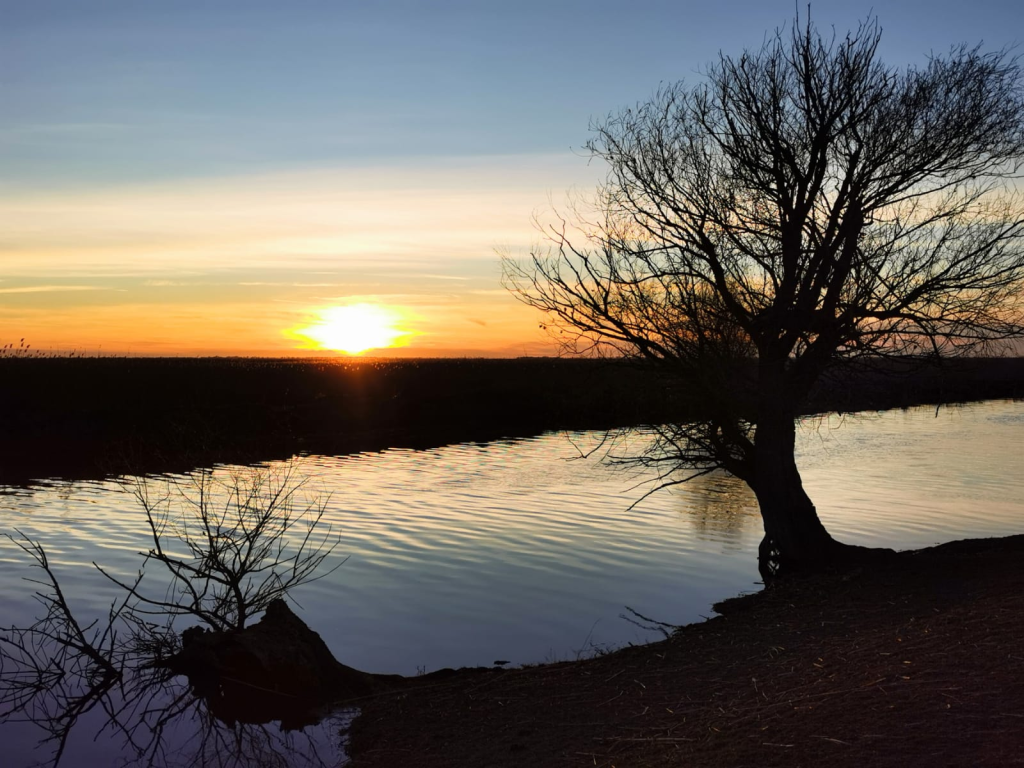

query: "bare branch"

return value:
[502, 13, 1024, 565]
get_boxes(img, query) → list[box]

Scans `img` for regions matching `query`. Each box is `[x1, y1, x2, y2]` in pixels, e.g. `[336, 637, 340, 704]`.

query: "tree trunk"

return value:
[751, 407, 839, 577]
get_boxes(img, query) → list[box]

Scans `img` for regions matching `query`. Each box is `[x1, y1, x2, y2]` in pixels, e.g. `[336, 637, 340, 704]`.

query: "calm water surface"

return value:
[1, 400, 1022, 765]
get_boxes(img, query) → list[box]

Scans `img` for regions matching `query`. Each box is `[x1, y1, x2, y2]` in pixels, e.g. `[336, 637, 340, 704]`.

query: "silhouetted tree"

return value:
[0, 465, 344, 767]
[504, 17, 1024, 572]
[101, 467, 342, 632]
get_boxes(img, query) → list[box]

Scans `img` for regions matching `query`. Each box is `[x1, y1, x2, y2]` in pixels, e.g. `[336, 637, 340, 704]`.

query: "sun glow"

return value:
[293, 304, 412, 355]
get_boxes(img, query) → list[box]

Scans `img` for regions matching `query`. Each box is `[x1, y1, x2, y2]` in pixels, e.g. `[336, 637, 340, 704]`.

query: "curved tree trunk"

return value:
[751, 409, 839, 577]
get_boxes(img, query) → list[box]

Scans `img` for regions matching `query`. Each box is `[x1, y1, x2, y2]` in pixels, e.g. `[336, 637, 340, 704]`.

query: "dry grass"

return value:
[348, 535, 1024, 768]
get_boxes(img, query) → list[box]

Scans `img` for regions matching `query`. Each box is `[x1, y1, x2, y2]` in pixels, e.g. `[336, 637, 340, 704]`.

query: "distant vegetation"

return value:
[1, 355, 1022, 485]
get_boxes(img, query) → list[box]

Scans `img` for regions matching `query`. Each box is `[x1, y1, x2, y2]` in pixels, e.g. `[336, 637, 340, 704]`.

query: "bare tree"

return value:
[100, 466, 343, 632]
[504, 16, 1024, 572]
[0, 465, 344, 766]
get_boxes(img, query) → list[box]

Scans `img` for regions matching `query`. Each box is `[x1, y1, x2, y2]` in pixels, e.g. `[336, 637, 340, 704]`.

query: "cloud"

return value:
[0, 284, 105, 294]
[0, 122, 132, 141]
[398, 273, 472, 281]
[0, 153, 601, 278]
[0, 154, 585, 355]
[238, 281, 346, 287]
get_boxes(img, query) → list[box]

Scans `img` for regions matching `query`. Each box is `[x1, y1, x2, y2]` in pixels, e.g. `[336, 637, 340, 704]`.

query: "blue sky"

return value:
[3, 0, 1022, 354]
[8, 0, 1020, 188]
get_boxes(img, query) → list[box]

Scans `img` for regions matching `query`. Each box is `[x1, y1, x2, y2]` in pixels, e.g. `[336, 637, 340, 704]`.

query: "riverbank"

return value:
[347, 533, 1024, 767]
[2, 355, 1023, 484]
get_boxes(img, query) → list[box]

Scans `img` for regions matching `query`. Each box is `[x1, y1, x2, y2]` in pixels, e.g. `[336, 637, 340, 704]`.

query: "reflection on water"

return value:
[679, 474, 760, 550]
[0, 483, 357, 768]
[1, 399, 1023, 765]
[4, 672, 353, 768]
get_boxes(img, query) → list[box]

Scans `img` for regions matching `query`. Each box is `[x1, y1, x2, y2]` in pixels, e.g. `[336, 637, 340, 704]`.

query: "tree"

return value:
[0, 465, 344, 766]
[101, 466, 342, 632]
[503, 17, 1024, 573]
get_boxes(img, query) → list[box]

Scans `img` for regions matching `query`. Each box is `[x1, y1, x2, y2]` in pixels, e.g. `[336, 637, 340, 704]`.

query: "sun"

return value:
[294, 304, 410, 355]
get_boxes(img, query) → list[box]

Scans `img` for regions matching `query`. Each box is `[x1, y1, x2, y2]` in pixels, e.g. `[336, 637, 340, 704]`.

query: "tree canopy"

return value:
[503, 16, 1024, 572]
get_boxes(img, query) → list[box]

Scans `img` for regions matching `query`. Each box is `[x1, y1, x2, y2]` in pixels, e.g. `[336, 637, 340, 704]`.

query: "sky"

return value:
[3, 0, 1022, 356]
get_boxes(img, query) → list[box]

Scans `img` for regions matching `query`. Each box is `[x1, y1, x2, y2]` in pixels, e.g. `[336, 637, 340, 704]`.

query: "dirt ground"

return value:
[347, 535, 1024, 767]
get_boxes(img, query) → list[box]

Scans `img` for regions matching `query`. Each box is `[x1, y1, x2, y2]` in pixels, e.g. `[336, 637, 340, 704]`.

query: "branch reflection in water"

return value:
[0, 465, 354, 767]
[571, 426, 760, 549]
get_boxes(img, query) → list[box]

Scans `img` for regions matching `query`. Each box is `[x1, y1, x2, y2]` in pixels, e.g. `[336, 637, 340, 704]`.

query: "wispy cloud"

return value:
[0, 123, 134, 145]
[398, 273, 473, 282]
[238, 281, 346, 288]
[0, 153, 600, 277]
[142, 279, 192, 286]
[0, 155, 576, 355]
[0, 284, 105, 294]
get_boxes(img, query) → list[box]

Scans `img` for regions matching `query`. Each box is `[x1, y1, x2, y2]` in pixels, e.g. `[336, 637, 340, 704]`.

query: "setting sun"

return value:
[293, 304, 411, 355]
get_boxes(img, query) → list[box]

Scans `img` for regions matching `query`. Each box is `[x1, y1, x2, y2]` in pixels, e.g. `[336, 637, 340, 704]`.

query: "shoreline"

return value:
[345, 533, 1024, 767]
[2, 355, 1023, 485]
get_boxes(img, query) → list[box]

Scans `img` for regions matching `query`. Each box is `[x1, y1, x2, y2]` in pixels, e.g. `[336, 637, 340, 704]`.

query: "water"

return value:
[1, 399, 1022, 766]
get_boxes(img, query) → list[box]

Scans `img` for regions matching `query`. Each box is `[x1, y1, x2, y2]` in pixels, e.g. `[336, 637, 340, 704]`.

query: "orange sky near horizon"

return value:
[10, 4, 1023, 359]
[1, 156, 598, 357]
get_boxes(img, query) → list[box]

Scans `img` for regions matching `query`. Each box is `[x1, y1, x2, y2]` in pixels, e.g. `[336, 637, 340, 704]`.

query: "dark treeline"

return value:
[1, 356, 1022, 485]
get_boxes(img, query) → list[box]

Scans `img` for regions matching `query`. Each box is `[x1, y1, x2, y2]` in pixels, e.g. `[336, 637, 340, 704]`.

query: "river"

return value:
[1, 399, 1022, 766]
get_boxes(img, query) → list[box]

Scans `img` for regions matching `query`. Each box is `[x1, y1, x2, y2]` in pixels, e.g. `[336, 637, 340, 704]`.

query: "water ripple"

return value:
[0, 400, 1021, 682]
